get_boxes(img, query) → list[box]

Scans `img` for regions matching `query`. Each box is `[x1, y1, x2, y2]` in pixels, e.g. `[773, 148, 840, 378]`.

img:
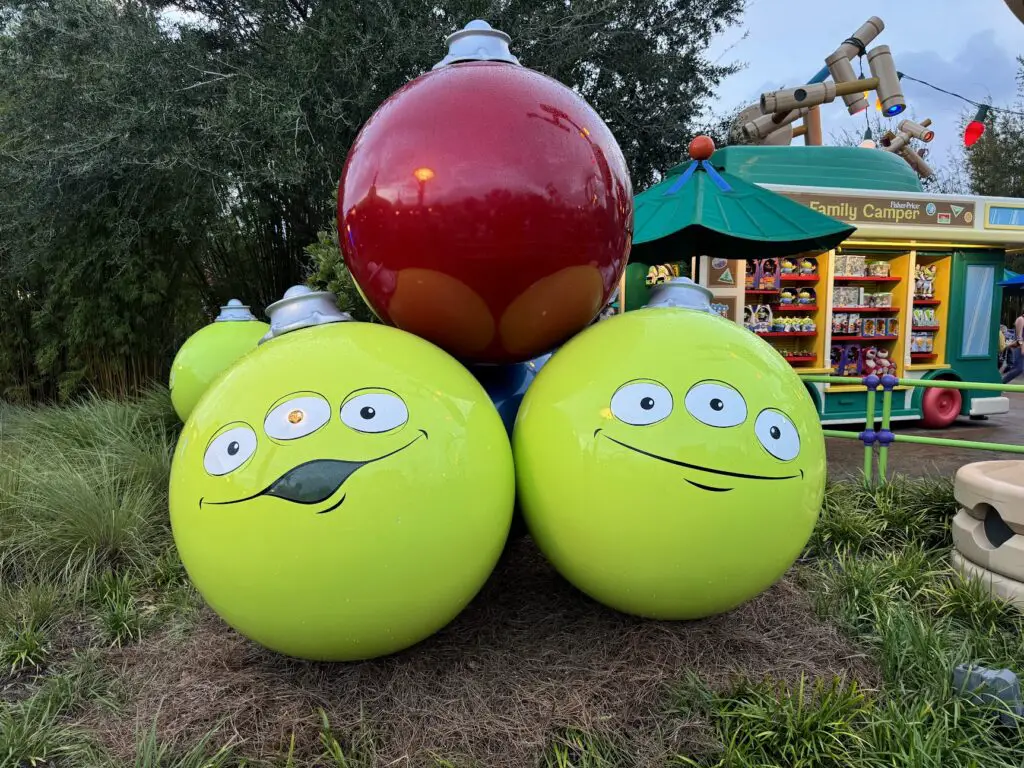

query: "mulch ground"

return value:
[86, 537, 878, 767]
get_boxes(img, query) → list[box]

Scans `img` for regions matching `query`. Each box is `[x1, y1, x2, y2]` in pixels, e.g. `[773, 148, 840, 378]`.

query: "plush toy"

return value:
[914, 265, 937, 299]
[781, 258, 797, 274]
[753, 304, 773, 333]
[780, 288, 796, 305]
[862, 346, 878, 376]
[799, 258, 817, 275]
[798, 288, 815, 305]
[745, 261, 757, 289]
[876, 347, 895, 376]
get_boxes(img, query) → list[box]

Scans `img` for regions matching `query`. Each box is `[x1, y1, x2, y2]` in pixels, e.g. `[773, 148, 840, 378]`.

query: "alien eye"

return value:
[340, 390, 409, 434]
[684, 381, 747, 428]
[755, 409, 801, 461]
[265, 394, 331, 441]
[204, 425, 257, 476]
[609, 380, 673, 426]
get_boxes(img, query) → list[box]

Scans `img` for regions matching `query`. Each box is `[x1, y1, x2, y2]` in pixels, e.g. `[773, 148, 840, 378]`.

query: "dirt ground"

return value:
[826, 392, 1024, 480]
[88, 538, 877, 767]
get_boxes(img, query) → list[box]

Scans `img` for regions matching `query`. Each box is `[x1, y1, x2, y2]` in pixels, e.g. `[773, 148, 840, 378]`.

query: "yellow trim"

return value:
[840, 239, 994, 250]
[983, 202, 1024, 231]
[907, 364, 946, 371]
[826, 384, 909, 393]
[798, 367, 834, 375]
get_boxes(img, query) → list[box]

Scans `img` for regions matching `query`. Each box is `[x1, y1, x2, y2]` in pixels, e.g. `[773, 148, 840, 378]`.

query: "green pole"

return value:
[877, 388, 894, 485]
[891, 433, 1024, 454]
[823, 429, 862, 440]
[863, 386, 876, 485]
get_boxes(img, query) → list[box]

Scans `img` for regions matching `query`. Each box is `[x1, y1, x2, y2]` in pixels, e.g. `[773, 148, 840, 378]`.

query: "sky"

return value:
[706, 0, 1024, 169]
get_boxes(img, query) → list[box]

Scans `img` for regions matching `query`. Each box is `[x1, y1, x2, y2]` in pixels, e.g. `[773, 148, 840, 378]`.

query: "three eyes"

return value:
[609, 380, 800, 462]
[203, 390, 408, 477]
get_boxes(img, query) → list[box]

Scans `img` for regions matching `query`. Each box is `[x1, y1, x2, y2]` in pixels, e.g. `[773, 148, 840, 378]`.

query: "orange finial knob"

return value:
[688, 135, 716, 161]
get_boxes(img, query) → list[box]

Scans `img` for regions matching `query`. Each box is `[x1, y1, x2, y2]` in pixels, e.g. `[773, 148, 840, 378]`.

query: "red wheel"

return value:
[920, 386, 962, 429]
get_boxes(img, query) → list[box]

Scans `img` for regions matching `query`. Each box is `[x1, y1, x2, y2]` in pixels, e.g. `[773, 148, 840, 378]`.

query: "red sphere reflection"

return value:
[338, 61, 633, 364]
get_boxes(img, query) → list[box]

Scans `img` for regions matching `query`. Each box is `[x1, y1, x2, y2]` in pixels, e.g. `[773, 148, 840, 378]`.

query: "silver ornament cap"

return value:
[644, 277, 716, 313]
[433, 20, 521, 70]
[259, 285, 353, 344]
[214, 299, 258, 322]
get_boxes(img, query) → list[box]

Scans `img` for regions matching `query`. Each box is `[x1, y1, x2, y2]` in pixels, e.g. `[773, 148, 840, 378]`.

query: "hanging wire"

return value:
[897, 72, 1024, 118]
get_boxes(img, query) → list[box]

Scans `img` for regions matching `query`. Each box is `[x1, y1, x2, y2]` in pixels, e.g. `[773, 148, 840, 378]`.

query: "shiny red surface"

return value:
[338, 61, 633, 364]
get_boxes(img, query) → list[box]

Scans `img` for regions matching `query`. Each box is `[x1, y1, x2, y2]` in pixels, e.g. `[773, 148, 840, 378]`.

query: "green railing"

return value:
[801, 374, 1024, 486]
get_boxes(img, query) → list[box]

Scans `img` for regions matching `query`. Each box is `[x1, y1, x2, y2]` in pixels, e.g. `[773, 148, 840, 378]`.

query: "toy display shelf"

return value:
[832, 334, 899, 342]
[745, 251, 829, 370]
[826, 251, 912, 392]
[906, 252, 951, 371]
[830, 305, 898, 313]
[833, 276, 902, 283]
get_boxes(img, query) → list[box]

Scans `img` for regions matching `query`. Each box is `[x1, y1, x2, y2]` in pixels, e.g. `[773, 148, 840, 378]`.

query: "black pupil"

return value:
[640, 397, 655, 410]
[227, 441, 239, 456]
[710, 398, 724, 411]
[360, 406, 376, 420]
[770, 426, 781, 440]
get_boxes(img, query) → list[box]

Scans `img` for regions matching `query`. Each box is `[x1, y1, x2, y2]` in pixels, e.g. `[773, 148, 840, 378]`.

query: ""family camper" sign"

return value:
[779, 191, 977, 228]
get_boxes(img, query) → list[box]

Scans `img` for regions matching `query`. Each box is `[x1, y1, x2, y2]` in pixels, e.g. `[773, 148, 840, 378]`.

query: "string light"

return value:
[964, 105, 990, 147]
[894, 72, 1024, 148]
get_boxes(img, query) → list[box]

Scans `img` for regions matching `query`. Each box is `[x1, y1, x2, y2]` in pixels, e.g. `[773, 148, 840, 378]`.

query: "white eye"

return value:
[264, 395, 331, 441]
[684, 381, 747, 428]
[203, 425, 257, 476]
[609, 381, 673, 426]
[340, 391, 409, 433]
[755, 409, 801, 461]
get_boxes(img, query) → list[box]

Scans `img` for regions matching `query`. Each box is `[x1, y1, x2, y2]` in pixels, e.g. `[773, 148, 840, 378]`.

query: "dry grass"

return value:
[87, 538, 877, 767]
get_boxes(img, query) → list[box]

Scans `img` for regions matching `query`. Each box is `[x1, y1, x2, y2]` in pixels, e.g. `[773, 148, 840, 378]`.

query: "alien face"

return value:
[596, 378, 804, 493]
[512, 307, 826, 621]
[198, 389, 427, 515]
[168, 321, 515, 662]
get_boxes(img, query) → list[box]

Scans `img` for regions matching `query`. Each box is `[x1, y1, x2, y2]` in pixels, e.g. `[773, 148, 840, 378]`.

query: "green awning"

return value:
[631, 151, 857, 264]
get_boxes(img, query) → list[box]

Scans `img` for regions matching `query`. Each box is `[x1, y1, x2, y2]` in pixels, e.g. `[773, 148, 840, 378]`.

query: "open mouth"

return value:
[200, 429, 427, 514]
[595, 429, 801, 493]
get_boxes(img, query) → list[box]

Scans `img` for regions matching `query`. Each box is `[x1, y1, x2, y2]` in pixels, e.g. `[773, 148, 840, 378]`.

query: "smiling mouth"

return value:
[200, 429, 427, 514]
[594, 429, 802, 493]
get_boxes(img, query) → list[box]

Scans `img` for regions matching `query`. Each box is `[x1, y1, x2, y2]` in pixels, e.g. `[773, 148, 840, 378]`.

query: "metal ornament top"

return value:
[644, 277, 716, 314]
[259, 285, 353, 344]
[214, 299, 258, 322]
[432, 20, 522, 69]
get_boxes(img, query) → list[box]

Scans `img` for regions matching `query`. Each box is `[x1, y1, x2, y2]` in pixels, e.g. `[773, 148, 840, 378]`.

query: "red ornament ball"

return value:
[338, 61, 634, 364]
[688, 135, 716, 161]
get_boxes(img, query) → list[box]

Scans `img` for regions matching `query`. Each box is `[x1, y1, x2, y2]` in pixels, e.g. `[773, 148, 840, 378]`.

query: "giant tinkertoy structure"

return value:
[732, 17, 937, 179]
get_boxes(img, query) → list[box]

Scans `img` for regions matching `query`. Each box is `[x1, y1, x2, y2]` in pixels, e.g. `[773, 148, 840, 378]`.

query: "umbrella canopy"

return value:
[999, 271, 1024, 288]
[632, 137, 857, 264]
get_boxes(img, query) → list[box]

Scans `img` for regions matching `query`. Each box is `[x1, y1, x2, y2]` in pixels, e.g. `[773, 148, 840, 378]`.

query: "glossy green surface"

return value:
[513, 308, 826, 620]
[169, 320, 269, 422]
[632, 162, 855, 260]
[169, 322, 514, 661]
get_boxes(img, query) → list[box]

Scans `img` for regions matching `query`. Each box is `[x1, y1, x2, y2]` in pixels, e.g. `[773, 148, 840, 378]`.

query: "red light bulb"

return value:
[964, 105, 990, 147]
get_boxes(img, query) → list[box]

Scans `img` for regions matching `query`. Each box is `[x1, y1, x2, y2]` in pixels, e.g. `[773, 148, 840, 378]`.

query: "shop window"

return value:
[986, 205, 1024, 228]
[961, 264, 995, 358]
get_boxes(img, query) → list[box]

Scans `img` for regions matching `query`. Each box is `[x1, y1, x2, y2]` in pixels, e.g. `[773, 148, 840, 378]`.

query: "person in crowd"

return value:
[1003, 312, 1024, 384]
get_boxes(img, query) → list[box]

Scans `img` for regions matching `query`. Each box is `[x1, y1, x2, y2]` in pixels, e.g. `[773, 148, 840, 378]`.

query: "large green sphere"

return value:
[513, 308, 826, 620]
[169, 322, 514, 661]
[169, 319, 268, 423]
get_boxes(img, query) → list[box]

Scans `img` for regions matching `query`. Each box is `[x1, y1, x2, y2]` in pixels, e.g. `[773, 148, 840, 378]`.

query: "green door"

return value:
[946, 250, 1005, 407]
